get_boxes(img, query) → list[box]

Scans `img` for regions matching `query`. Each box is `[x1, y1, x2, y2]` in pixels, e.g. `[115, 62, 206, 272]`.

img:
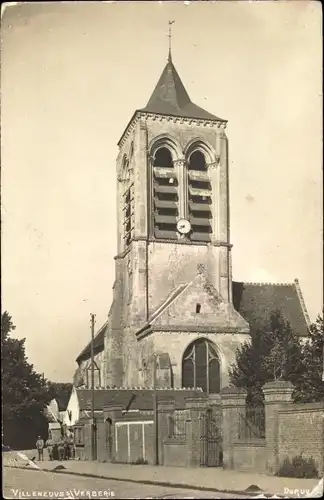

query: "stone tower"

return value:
[104, 52, 249, 392]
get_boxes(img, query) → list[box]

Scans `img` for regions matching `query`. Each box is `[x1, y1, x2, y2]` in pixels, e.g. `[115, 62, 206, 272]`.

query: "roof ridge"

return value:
[149, 282, 189, 323]
[293, 278, 311, 327]
[241, 281, 295, 286]
[76, 321, 107, 362]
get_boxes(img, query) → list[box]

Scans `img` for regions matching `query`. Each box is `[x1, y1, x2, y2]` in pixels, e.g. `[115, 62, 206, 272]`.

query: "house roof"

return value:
[76, 321, 107, 363]
[76, 388, 204, 411]
[232, 280, 310, 336]
[140, 56, 226, 122]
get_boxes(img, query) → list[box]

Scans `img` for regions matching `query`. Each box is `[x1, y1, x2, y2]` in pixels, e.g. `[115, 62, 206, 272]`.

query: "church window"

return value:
[152, 147, 179, 240]
[196, 303, 201, 314]
[123, 182, 134, 248]
[182, 339, 220, 394]
[187, 150, 213, 243]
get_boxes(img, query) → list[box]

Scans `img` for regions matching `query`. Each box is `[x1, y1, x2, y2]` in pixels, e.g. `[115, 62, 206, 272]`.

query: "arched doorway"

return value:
[182, 338, 220, 394]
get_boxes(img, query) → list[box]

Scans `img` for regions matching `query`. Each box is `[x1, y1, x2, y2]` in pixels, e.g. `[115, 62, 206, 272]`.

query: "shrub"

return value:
[276, 455, 319, 478]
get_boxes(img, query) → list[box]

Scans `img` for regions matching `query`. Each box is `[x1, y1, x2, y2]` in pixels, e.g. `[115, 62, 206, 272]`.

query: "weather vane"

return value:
[168, 20, 175, 61]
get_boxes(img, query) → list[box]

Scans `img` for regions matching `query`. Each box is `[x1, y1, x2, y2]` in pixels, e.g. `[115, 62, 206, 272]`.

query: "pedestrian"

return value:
[36, 436, 44, 461]
[68, 433, 75, 460]
[63, 434, 69, 460]
[45, 436, 55, 461]
[57, 438, 65, 461]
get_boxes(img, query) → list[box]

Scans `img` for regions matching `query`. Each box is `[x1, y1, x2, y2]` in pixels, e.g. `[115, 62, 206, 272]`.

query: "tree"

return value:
[48, 382, 73, 402]
[229, 310, 305, 405]
[1, 311, 53, 449]
[294, 314, 324, 403]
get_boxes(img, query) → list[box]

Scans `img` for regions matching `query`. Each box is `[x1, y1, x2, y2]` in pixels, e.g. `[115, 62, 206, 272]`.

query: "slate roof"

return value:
[232, 281, 310, 336]
[140, 57, 226, 122]
[76, 321, 107, 363]
[76, 388, 204, 411]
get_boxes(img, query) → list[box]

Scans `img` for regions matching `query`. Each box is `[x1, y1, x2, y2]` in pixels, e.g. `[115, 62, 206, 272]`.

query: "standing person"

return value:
[63, 434, 69, 460]
[57, 438, 65, 461]
[45, 435, 55, 461]
[68, 432, 75, 460]
[36, 436, 44, 461]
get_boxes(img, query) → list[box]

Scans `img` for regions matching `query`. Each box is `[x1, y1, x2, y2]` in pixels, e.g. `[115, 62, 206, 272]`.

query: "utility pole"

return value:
[90, 313, 97, 461]
[152, 354, 159, 465]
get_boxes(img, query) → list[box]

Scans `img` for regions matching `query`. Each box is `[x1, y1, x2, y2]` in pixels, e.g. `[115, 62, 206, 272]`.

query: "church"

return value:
[73, 48, 310, 394]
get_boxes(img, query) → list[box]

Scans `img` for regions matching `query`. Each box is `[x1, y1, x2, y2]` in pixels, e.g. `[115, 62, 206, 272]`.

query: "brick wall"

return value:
[221, 382, 324, 477]
[278, 402, 324, 476]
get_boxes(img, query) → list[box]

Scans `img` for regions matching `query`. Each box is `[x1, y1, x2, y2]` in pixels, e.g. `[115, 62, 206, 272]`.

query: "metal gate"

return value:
[200, 410, 222, 467]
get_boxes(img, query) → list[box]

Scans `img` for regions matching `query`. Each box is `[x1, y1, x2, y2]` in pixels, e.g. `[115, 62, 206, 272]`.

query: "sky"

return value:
[1, 1, 322, 382]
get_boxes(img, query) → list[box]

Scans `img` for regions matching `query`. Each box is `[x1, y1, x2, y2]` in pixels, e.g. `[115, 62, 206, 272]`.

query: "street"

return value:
[3, 468, 250, 499]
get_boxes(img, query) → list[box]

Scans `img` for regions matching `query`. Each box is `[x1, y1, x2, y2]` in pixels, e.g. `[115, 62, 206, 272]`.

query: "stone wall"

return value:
[221, 381, 324, 477]
[233, 440, 267, 473]
[278, 402, 324, 476]
[73, 382, 323, 475]
[162, 439, 187, 467]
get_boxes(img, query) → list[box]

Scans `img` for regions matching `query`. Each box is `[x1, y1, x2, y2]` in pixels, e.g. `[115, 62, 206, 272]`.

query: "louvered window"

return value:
[188, 151, 212, 242]
[123, 183, 134, 247]
[153, 147, 179, 240]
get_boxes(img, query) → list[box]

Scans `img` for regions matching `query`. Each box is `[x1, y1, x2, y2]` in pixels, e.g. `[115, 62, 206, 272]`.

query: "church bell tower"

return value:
[104, 40, 249, 391]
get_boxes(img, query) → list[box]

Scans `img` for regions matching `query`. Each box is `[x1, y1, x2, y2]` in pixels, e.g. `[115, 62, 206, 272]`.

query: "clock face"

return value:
[177, 218, 191, 235]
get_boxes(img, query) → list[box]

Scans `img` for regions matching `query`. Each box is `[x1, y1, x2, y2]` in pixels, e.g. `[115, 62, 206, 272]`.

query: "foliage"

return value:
[276, 455, 319, 479]
[294, 314, 324, 403]
[229, 310, 305, 404]
[1, 311, 53, 449]
[48, 382, 73, 405]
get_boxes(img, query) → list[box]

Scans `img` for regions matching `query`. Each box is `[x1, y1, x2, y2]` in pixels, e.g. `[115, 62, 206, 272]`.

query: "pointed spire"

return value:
[139, 24, 227, 123]
[141, 57, 225, 122]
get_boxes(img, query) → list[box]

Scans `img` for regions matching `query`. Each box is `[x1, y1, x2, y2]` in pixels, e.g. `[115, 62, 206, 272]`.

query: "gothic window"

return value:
[123, 182, 134, 248]
[182, 338, 220, 394]
[152, 146, 179, 240]
[187, 150, 213, 242]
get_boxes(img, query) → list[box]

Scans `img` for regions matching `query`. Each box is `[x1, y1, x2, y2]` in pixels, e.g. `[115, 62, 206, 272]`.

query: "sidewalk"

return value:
[4, 450, 322, 498]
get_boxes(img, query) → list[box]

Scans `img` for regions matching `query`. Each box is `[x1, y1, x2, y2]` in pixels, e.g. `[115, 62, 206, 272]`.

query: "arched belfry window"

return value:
[182, 338, 220, 394]
[187, 149, 213, 242]
[154, 147, 173, 168]
[152, 146, 179, 240]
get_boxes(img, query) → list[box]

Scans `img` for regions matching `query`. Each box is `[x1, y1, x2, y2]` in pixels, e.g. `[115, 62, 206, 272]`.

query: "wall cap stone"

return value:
[220, 386, 247, 396]
[185, 397, 209, 408]
[263, 380, 294, 392]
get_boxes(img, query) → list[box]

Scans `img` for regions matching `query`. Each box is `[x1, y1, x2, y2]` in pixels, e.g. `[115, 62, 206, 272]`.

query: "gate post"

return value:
[262, 381, 294, 475]
[220, 387, 247, 470]
[185, 397, 208, 468]
[157, 399, 176, 465]
[102, 405, 123, 462]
